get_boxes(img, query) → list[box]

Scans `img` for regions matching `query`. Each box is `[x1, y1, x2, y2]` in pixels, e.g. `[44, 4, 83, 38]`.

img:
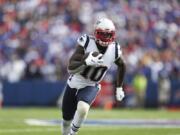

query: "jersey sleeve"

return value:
[115, 42, 122, 60]
[77, 34, 89, 49]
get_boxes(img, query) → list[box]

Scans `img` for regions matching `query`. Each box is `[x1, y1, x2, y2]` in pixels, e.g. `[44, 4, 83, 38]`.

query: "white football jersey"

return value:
[67, 34, 122, 89]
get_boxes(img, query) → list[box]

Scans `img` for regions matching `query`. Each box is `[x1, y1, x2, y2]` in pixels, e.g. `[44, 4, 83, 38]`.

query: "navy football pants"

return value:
[62, 84, 99, 120]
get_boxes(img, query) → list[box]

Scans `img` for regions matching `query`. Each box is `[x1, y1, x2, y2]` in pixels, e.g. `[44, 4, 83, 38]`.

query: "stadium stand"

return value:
[0, 0, 179, 107]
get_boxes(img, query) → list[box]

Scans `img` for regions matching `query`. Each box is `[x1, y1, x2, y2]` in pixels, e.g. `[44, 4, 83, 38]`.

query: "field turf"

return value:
[0, 107, 180, 135]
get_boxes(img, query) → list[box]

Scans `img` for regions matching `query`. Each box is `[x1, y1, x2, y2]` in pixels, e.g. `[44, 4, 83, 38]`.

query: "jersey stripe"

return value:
[84, 35, 90, 50]
[115, 42, 118, 60]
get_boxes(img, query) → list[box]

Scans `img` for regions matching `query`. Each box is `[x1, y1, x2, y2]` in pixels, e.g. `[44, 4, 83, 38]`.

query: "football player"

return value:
[61, 18, 126, 135]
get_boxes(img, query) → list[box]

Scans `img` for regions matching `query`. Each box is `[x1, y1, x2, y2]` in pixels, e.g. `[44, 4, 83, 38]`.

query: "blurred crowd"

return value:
[0, 0, 179, 84]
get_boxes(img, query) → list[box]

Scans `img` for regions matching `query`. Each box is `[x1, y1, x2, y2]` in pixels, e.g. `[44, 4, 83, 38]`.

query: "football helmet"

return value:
[94, 18, 115, 47]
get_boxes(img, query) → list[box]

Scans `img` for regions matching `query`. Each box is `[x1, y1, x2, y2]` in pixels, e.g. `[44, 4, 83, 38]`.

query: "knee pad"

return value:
[77, 101, 90, 117]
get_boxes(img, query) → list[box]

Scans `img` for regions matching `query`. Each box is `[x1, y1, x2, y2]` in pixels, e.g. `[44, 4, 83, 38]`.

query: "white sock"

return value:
[70, 101, 90, 134]
[70, 111, 82, 134]
[62, 119, 72, 135]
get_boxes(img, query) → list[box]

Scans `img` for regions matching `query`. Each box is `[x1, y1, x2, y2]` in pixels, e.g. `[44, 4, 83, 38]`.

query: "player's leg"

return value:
[69, 101, 90, 135]
[69, 85, 100, 135]
[62, 85, 78, 135]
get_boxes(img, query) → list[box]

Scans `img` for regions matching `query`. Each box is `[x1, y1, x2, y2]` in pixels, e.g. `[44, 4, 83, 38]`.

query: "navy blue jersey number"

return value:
[81, 66, 108, 81]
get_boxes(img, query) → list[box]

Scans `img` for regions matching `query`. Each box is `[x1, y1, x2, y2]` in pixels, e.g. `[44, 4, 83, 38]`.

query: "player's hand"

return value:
[85, 52, 103, 66]
[116, 87, 125, 101]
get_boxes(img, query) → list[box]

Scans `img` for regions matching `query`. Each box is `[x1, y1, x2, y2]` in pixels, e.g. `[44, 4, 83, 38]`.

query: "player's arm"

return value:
[68, 45, 87, 74]
[68, 45, 104, 74]
[114, 57, 126, 87]
[114, 57, 126, 101]
[68, 34, 104, 74]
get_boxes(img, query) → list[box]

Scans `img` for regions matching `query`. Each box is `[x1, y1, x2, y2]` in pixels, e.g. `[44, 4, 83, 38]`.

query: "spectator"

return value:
[133, 72, 148, 107]
[0, 0, 179, 108]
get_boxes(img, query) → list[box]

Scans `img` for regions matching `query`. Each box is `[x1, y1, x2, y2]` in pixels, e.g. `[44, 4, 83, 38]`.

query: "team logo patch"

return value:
[79, 37, 84, 42]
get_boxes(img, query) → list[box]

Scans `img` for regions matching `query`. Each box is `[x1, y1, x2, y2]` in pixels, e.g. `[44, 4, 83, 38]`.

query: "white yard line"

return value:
[0, 126, 179, 134]
[0, 128, 59, 133]
[25, 118, 180, 127]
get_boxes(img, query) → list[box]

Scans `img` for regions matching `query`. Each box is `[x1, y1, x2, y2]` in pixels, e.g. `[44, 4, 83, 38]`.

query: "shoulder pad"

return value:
[77, 34, 90, 49]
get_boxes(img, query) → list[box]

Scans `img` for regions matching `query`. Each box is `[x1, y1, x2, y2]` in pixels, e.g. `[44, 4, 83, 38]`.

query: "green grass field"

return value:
[0, 107, 180, 135]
